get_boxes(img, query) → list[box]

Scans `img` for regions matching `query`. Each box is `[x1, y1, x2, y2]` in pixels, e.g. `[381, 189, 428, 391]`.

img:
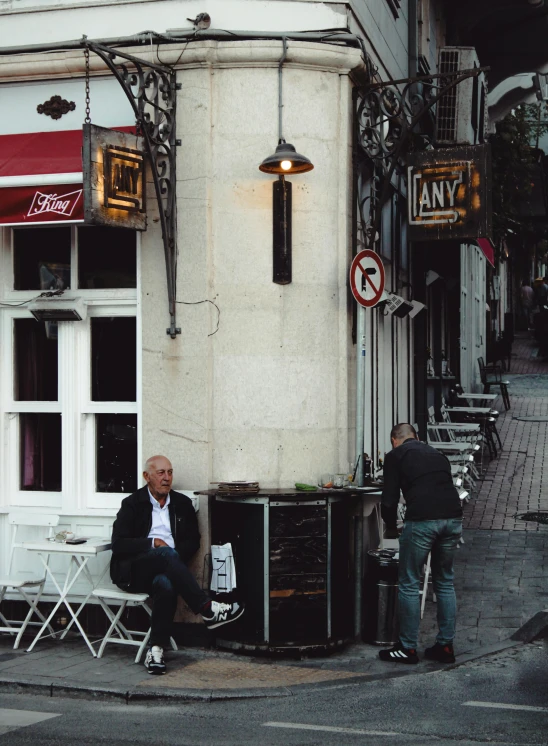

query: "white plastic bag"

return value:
[210, 542, 237, 592]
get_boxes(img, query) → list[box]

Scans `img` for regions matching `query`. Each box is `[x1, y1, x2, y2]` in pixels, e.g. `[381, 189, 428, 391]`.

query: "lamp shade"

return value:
[259, 139, 314, 174]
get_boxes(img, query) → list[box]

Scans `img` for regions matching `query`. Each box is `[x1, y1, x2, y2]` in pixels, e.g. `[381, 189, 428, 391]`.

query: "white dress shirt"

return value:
[148, 490, 175, 549]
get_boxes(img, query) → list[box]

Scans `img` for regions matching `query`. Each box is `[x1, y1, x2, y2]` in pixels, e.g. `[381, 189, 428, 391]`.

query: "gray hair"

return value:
[143, 455, 170, 473]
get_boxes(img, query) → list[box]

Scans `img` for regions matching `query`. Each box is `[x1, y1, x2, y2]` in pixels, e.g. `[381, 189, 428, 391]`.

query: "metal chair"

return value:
[478, 357, 511, 410]
[0, 513, 60, 648]
[91, 587, 178, 662]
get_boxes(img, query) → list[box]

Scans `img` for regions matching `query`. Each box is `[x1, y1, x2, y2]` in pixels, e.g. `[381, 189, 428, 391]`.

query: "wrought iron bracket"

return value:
[355, 66, 488, 251]
[82, 37, 181, 338]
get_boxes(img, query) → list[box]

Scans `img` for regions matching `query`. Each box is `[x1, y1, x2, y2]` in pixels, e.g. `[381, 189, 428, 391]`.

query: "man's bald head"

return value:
[390, 423, 418, 448]
[143, 455, 173, 502]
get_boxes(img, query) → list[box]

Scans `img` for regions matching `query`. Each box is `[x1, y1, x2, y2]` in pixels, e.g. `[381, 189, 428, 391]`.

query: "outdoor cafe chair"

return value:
[477, 357, 511, 410]
[91, 587, 178, 662]
[451, 384, 502, 451]
[0, 513, 60, 649]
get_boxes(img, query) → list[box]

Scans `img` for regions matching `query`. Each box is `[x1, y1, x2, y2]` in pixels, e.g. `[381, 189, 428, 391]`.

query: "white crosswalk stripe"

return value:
[0, 708, 61, 737]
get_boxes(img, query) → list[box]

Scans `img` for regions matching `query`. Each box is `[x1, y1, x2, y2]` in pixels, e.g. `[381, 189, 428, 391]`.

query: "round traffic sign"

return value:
[349, 250, 385, 308]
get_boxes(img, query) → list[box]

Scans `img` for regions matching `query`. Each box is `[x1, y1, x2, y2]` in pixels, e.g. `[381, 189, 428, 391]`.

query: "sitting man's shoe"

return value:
[144, 645, 166, 675]
[379, 641, 419, 664]
[424, 641, 455, 664]
[202, 600, 245, 629]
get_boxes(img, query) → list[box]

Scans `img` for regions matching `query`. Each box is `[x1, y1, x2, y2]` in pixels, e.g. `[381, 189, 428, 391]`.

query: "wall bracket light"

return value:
[259, 39, 314, 284]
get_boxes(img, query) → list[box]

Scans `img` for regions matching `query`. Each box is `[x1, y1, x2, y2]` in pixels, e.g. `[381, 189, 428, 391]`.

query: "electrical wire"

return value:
[175, 298, 220, 336]
[0, 289, 64, 307]
[157, 38, 191, 68]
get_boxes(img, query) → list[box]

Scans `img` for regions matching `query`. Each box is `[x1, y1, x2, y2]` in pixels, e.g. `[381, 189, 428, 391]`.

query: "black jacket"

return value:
[381, 438, 462, 529]
[110, 486, 201, 589]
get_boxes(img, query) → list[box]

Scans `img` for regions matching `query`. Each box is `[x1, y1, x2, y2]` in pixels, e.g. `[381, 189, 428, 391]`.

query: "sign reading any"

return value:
[83, 123, 147, 230]
[407, 144, 492, 242]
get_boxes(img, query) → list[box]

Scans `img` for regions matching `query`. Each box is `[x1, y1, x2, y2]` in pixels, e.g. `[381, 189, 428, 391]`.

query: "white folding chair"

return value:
[0, 513, 60, 648]
[91, 588, 178, 662]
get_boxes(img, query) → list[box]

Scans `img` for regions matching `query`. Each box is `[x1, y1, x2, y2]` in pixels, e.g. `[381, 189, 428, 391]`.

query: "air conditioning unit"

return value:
[29, 297, 87, 322]
[435, 47, 487, 146]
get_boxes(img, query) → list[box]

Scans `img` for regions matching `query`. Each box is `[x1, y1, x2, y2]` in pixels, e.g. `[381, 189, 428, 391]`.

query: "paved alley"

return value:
[420, 331, 548, 651]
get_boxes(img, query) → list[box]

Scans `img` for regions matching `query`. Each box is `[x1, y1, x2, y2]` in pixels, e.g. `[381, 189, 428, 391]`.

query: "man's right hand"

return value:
[153, 538, 168, 548]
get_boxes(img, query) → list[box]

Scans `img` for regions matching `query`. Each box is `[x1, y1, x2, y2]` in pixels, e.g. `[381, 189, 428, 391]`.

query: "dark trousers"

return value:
[128, 546, 209, 647]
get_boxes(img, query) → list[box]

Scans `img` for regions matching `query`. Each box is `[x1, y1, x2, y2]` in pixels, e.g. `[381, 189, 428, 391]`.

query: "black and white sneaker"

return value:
[378, 641, 419, 664]
[424, 641, 455, 663]
[202, 600, 245, 629]
[144, 645, 166, 675]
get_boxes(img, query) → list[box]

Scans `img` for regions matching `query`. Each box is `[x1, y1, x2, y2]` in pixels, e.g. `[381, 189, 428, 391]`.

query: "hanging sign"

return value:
[83, 123, 147, 230]
[407, 144, 492, 242]
[350, 249, 385, 308]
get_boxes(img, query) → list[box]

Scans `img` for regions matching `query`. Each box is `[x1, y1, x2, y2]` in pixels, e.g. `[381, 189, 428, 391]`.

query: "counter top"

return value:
[196, 487, 383, 500]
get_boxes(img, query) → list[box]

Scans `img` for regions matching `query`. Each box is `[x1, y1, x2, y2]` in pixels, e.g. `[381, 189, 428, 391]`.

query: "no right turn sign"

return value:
[349, 250, 385, 308]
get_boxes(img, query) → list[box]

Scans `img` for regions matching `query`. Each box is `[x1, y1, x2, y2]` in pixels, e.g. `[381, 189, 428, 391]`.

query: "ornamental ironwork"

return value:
[37, 95, 76, 120]
[354, 67, 487, 253]
[82, 37, 181, 338]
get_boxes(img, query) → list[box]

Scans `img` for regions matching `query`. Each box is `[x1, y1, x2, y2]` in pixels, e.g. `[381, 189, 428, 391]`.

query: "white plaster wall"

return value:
[0, 0, 347, 48]
[0, 77, 134, 135]
[139, 42, 357, 498]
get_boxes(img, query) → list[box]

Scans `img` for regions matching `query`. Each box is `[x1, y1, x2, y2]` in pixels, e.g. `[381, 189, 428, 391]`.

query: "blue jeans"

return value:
[128, 546, 209, 647]
[398, 519, 462, 650]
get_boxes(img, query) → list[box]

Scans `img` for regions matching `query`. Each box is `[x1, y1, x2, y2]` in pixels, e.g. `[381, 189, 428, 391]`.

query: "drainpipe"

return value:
[408, 0, 418, 77]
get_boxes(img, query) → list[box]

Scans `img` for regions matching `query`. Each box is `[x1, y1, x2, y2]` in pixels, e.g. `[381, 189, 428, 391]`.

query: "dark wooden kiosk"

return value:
[201, 487, 377, 654]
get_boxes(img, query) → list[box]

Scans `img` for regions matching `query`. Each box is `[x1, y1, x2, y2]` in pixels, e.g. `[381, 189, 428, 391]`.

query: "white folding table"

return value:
[22, 537, 111, 657]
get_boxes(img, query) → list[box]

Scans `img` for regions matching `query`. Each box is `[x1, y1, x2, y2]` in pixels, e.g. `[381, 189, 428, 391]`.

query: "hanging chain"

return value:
[84, 45, 91, 124]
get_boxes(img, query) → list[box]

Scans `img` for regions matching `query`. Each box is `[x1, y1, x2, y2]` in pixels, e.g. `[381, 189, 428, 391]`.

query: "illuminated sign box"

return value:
[83, 123, 147, 230]
[407, 144, 492, 242]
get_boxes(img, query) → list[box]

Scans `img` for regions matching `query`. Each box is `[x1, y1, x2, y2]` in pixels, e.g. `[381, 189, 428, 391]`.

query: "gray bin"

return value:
[362, 549, 399, 645]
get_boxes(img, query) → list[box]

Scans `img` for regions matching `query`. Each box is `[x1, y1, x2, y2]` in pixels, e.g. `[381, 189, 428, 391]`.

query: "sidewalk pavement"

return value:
[1, 332, 547, 702]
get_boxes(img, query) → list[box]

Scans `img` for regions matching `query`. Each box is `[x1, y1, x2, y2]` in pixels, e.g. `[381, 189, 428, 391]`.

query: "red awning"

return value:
[477, 238, 495, 268]
[0, 127, 134, 225]
[0, 130, 85, 178]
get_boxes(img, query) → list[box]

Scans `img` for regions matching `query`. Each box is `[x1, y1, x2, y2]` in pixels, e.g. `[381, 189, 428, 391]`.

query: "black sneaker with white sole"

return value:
[378, 641, 419, 664]
[144, 645, 166, 674]
[424, 641, 456, 663]
[202, 600, 245, 629]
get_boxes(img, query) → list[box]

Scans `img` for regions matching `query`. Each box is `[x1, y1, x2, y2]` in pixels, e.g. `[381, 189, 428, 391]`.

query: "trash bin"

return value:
[362, 549, 399, 645]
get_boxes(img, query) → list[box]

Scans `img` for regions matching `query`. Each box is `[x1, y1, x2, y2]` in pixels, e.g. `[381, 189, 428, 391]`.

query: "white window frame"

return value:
[0, 224, 141, 516]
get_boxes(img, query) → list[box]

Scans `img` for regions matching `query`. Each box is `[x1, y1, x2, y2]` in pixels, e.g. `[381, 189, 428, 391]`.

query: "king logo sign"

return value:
[27, 189, 83, 218]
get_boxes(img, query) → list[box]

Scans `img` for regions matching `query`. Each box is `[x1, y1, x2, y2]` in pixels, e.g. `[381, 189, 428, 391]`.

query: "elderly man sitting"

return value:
[110, 455, 244, 675]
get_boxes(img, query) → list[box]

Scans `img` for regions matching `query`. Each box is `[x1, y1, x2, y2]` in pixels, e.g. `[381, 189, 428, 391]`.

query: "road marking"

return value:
[263, 722, 399, 736]
[463, 701, 548, 713]
[0, 708, 61, 736]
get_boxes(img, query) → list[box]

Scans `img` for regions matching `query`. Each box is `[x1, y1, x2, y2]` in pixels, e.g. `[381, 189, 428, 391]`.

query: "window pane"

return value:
[14, 227, 71, 290]
[15, 319, 58, 401]
[96, 414, 137, 493]
[20, 413, 62, 491]
[91, 317, 136, 401]
[78, 226, 136, 289]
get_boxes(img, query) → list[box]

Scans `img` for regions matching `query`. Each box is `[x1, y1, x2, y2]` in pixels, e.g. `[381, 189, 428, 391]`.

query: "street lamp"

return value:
[259, 39, 314, 284]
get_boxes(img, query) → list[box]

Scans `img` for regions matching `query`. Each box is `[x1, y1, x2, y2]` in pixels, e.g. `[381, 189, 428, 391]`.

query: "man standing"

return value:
[110, 455, 244, 675]
[378, 424, 462, 665]
[520, 279, 534, 330]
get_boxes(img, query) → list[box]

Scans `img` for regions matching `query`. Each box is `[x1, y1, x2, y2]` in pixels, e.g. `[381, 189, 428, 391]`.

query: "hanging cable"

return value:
[175, 298, 221, 336]
[0, 289, 65, 307]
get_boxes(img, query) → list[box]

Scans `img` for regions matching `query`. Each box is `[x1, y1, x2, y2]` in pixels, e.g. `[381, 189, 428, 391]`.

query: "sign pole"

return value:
[349, 247, 385, 641]
[355, 304, 366, 489]
[354, 302, 366, 640]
